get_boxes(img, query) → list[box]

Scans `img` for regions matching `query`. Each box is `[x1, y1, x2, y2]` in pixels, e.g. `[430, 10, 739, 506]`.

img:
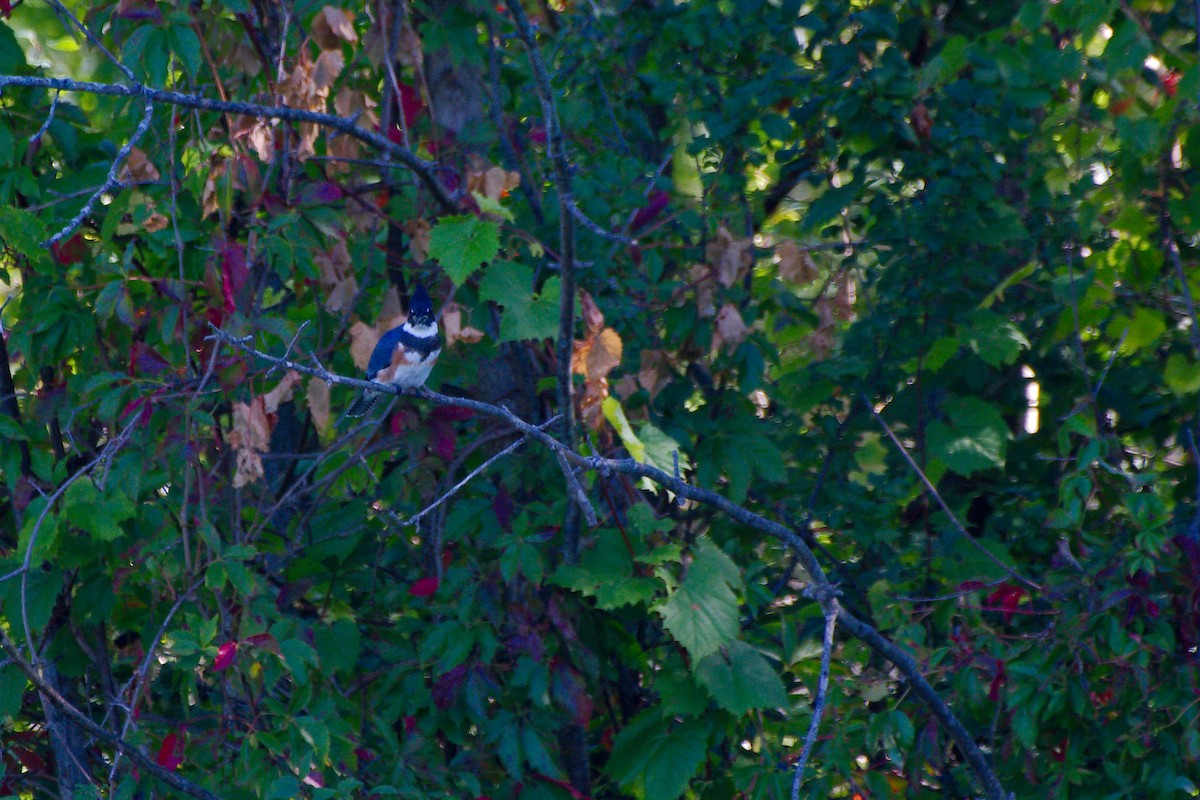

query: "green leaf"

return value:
[428, 215, 500, 286]
[603, 397, 645, 462]
[520, 724, 563, 779]
[0, 414, 28, 441]
[552, 530, 661, 609]
[479, 261, 562, 341]
[1164, 354, 1200, 395]
[606, 710, 708, 800]
[0, 662, 26, 719]
[169, 26, 203, 78]
[927, 396, 1008, 476]
[295, 716, 331, 764]
[62, 480, 135, 542]
[695, 640, 788, 715]
[0, 206, 50, 268]
[657, 539, 740, 662]
[966, 310, 1029, 367]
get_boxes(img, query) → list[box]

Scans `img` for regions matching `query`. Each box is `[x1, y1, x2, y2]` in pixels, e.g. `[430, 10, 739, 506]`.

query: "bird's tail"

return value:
[346, 391, 378, 418]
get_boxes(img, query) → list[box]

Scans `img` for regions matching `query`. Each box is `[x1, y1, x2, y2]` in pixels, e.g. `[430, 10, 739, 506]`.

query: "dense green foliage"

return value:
[1, 0, 1199, 798]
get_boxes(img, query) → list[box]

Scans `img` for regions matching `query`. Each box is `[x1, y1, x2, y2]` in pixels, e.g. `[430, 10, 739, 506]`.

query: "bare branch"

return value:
[216, 328, 1012, 800]
[0, 75, 458, 212]
[0, 626, 222, 800]
[791, 596, 839, 800]
[867, 397, 1042, 592]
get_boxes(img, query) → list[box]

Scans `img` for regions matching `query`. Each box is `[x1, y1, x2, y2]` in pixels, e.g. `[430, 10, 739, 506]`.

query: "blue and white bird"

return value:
[347, 284, 441, 417]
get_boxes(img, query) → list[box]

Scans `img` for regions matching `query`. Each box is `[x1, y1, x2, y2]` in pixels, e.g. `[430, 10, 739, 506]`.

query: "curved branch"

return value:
[0, 626, 221, 800]
[0, 74, 458, 212]
[211, 326, 1011, 800]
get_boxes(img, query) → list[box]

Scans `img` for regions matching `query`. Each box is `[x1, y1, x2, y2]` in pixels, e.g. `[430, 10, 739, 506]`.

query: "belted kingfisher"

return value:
[347, 284, 441, 417]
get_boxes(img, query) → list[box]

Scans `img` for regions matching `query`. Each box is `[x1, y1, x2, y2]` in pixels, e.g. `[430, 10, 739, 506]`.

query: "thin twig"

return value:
[45, 97, 154, 246]
[391, 416, 560, 528]
[0, 625, 221, 800]
[791, 596, 839, 800]
[216, 327, 1011, 800]
[0, 75, 457, 212]
[867, 398, 1041, 592]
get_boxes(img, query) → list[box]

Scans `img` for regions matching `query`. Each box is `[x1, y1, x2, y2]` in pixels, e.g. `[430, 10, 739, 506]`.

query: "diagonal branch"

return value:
[0, 625, 221, 800]
[210, 325, 1011, 800]
[0, 75, 458, 212]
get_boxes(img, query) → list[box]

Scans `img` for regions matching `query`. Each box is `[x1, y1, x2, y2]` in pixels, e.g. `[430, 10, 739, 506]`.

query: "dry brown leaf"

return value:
[122, 147, 160, 182]
[638, 349, 672, 400]
[613, 374, 639, 401]
[404, 218, 431, 262]
[586, 328, 623, 380]
[777, 240, 819, 285]
[307, 377, 331, 435]
[313, 50, 344, 95]
[263, 370, 303, 414]
[229, 398, 271, 488]
[280, 51, 319, 109]
[314, 6, 357, 49]
[349, 321, 381, 371]
[379, 285, 404, 322]
[579, 376, 609, 431]
[833, 272, 856, 319]
[706, 225, 754, 288]
[234, 448, 265, 489]
[395, 22, 422, 67]
[688, 263, 716, 318]
[143, 213, 169, 233]
[809, 296, 836, 360]
[231, 117, 275, 162]
[713, 304, 748, 351]
[442, 304, 485, 346]
[314, 239, 358, 312]
[326, 133, 358, 174]
[467, 165, 521, 201]
[201, 160, 227, 219]
[579, 291, 605, 336]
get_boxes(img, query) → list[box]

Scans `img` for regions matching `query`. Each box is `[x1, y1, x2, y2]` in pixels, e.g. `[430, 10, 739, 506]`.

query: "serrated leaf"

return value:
[607, 709, 708, 800]
[552, 530, 661, 609]
[657, 540, 740, 662]
[428, 215, 500, 286]
[695, 640, 788, 715]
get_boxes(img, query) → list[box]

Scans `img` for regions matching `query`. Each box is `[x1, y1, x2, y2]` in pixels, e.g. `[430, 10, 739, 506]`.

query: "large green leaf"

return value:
[606, 709, 709, 800]
[695, 640, 788, 715]
[657, 539, 740, 661]
[927, 396, 1008, 476]
[428, 215, 501, 286]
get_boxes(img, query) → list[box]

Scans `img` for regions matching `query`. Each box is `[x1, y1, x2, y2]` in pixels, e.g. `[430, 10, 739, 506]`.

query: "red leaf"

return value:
[128, 341, 171, 376]
[630, 190, 669, 233]
[214, 640, 238, 670]
[1163, 71, 1180, 98]
[156, 732, 184, 770]
[984, 583, 1026, 624]
[244, 632, 282, 656]
[50, 234, 86, 265]
[398, 82, 425, 127]
[430, 417, 457, 461]
[432, 405, 474, 422]
[220, 241, 248, 313]
[492, 484, 514, 532]
[408, 576, 439, 597]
